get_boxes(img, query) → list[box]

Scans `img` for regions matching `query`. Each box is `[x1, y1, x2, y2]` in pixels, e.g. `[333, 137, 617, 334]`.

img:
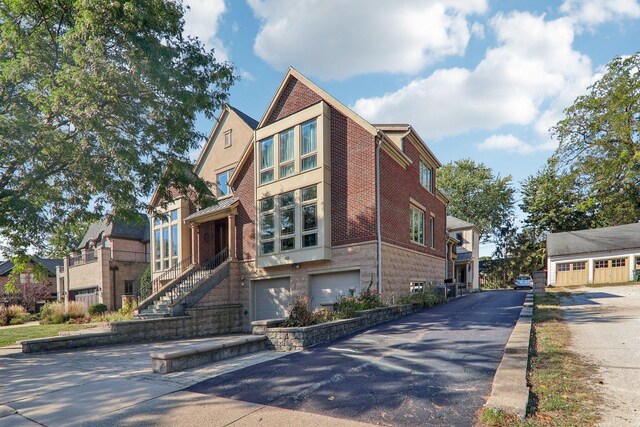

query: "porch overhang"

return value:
[183, 197, 239, 225]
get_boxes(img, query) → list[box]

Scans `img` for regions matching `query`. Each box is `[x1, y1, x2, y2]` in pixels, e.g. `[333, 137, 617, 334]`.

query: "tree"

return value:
[438, 159, 515, 243]
[552, 52, 640, 226]
[0, 0, 235, 255]
[520, 158, 599, 234]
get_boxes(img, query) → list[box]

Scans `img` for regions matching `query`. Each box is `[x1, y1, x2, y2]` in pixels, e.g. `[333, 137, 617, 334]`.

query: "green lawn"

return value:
[0, 324, 98, 347]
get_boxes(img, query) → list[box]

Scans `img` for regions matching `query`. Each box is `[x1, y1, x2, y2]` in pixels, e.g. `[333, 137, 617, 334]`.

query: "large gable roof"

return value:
[0, 257, 62, 277]
[547, 223, 640, 257]
[447, 216, 476, 231]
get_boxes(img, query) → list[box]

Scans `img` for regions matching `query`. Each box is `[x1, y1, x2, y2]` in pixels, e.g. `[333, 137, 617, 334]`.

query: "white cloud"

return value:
[352, 12, 594, 143]
[248, 0, 488, 80]
[477, 134, 559, 154]
[560, 0, 640, 27]
[183, 0, 228, 61]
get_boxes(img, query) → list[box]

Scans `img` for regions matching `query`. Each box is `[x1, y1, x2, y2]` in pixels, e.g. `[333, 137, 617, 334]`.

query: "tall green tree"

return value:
[552, 52, 640, 226]
[438, 159, 515, 243]
[520, 158, 599, 234]
[0, 0, 235, 255]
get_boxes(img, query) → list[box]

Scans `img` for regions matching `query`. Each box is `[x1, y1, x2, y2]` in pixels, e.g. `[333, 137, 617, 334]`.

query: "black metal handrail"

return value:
[138, 255, 192, 301]
[169, 248, 229, 305]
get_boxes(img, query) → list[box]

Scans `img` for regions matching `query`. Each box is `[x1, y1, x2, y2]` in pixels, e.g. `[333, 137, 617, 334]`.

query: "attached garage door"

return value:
[310, 271, 360, 309]
[556, 261, 588, 286]
[593, 258, 628, 284]
[253, 278, 290, 320]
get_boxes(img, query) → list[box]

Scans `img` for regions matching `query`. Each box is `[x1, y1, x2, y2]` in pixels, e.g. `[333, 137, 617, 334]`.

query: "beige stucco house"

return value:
[446, 216, 480, 291]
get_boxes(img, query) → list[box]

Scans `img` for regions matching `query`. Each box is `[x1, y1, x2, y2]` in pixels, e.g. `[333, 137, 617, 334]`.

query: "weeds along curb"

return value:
[483, 292, 534, 419]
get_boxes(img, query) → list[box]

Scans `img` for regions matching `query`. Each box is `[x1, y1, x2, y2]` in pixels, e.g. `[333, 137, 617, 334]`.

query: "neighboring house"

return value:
[56, 216, 150, 309]
[446, 216, 480, 291]
[547, 223, 640, 286]
[0, 258, 62, 301]
[142, 68, 449, 328]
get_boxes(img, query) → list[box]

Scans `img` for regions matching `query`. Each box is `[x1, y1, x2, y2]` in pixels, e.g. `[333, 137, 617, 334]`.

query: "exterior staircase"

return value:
[135, 248, 229, 319]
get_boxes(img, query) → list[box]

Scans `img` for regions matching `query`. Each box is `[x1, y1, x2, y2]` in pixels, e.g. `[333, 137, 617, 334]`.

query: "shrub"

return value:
[7, 304, 26, 318]
[49, 314, 66, 324]
[118, 299, 137, 316]
[9, 317, 25, 325]
[0, 307, 7, 326]
[66, 301, 87, 319]
[333, 281, 384, 316]
[88, 303, 108, 315]
[284, 295, 318, 327]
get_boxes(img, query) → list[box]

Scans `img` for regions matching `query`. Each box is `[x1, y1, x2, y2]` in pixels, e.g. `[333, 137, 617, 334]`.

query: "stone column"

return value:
[228, 214, 236, 261]
[190, 224, 199, 265]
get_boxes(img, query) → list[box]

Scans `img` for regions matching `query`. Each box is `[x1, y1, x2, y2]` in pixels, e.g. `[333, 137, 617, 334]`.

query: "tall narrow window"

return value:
[154, 229, 161, 270]
[224, 129, 232, 148]
[171, 224, 178, 265]
[410, 206, 425, 244]
[280, 191, 295, 251]
[419, 160, 433, 192]
[259, 197, 275, 254]
[162, 227, 169, 269]
[429, 216, 435, 248]
[260, 138, 274, 184]
[279, 128, 295, 178]
[217, 169, 234, 197]
[302, 185, 318, 248]
[301, 119, 317, 171]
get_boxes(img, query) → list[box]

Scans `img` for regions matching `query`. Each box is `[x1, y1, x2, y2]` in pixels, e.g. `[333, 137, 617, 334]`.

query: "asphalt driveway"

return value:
[188, 290, 527, 426]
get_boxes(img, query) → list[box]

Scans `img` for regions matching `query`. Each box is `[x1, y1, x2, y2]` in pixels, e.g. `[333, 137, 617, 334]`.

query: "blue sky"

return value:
[182, 0, 640, 255]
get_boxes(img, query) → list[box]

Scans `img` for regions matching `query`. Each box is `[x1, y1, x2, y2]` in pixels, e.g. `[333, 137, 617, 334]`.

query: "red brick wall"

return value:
[233, 153, 256, 260]
[264, 77, 322, 125]
[379, 141, 446, 258]
[330, 108, 378, 246]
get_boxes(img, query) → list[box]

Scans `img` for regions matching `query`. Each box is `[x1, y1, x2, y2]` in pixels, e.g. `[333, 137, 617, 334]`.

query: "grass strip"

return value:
[482, 292, 602, 426]
[0, 324, 97, 347]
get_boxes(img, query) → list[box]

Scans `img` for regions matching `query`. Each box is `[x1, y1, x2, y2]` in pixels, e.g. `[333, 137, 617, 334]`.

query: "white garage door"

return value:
[310, 271, 360, 309]
[253, 278, 290, 320]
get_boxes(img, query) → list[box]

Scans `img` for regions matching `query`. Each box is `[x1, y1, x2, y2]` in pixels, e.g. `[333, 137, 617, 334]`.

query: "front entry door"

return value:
[215, 218, 228, 255]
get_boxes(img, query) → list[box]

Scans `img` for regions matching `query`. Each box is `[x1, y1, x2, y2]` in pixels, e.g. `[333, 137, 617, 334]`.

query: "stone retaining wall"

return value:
[252, 304, 417, 351]
[21, 304, 243, 353]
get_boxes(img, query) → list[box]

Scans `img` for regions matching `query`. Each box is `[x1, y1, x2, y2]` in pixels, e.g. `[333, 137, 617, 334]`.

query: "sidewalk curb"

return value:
[483, 292, 534, 419]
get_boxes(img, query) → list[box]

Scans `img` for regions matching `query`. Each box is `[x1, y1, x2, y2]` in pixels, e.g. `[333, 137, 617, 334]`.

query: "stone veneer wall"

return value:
[381, 242, 445, 297]
[252, 304, 417, 351]
[21, 305, 243, 353]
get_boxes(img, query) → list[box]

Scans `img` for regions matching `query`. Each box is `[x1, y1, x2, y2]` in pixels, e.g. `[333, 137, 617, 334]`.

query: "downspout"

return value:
[375, 135, 382, 294]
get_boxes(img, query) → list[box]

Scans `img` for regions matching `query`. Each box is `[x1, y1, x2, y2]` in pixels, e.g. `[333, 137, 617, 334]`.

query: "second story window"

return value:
[301, 119, 317, 171]
[419, 160, 433, 192]
[279, 128, 295, 178]
[410, 206, 424, 245]
[216, 169, 234, 197]
[260, 197, 275, 255]
[280, 192, 295, 251]
[153, 209, 179, 271]
[456, 232, 463, 247]
[302, 185, 318, 248]
[260, 138, 274, 184]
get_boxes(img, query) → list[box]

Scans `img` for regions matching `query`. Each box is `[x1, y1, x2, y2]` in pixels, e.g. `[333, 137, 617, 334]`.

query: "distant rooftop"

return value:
[229, 106, 259, 130]
[547, 222, 640, 257]
[0, 257, 62, 276]
[77, 214, 149, 250]
[447, 216, 475, 230]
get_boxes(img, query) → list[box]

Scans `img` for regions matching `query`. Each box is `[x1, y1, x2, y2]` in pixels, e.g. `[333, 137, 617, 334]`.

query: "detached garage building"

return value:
[547, 223, 640, 286]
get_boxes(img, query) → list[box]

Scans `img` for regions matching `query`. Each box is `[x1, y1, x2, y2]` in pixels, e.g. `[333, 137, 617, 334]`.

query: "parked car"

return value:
[514, 275, 533, 290]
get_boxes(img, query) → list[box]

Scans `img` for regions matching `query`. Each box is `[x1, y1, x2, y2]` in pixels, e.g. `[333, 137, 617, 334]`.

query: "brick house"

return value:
[56, 216, 149, 310]
[139, 68, 449, 328]
[0, 258, 62, 305]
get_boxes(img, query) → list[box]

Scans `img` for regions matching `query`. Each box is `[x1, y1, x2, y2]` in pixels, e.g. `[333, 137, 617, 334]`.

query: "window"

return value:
[301, 119, 317, 171]
[260, 197, 275, 254]
[125, 280, 134, 294]
[573, 261, 586, 270]
[612, 258, 626, 268]
[217, 169, 234, 197]
[410, 206, 425, 244]
[419, 160, 433, 192]
[557, 263, 570, 272]
[260, 138, 274, 184]
[302, 185, 318, 248]
[224, 129, 232, 148]
[429, 216, 435, 248]
[636, 257, 640, 267]
[410, 282, 425, 294]
[456, 232, 463, 247]
[279, 128, 295, 178]
[594, 260, 608, 269]
[280, 191, 295, 251]
[154, 229, 161, 270]
[153, 209, 179, 271]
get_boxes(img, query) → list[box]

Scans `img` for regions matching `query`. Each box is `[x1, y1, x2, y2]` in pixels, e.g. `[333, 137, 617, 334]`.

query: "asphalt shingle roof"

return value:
[0, 258, 62, 276]
[546, 222, 640, 257]
[447, 216, 475, 230]
[184, 197, 239, 222]
[229, 106, 259, 130]
[77, 214, 150, 249]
